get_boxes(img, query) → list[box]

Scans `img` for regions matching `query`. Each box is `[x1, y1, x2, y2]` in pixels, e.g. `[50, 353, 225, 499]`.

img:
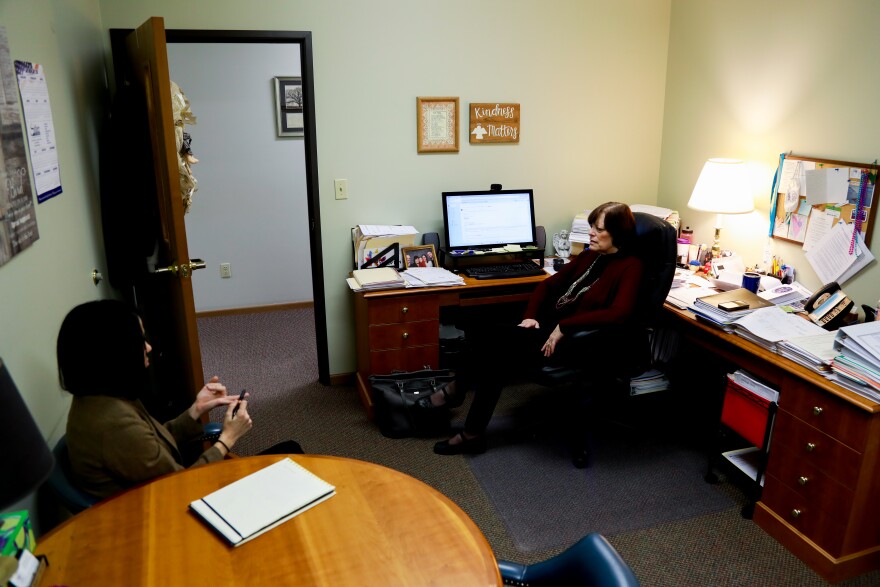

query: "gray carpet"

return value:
[467, 416, 734, 552]
[198, 308, 880, 587]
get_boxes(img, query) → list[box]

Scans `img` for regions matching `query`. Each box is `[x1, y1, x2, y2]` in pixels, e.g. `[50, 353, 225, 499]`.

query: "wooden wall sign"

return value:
[469, 103, 520, 144]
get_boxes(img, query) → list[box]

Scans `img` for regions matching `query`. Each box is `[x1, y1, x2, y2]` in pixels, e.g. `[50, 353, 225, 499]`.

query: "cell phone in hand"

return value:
[231, 389, 247, 418]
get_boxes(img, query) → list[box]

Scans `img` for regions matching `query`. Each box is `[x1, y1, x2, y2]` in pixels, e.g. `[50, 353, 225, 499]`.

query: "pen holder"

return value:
[741, 272, 760, 294]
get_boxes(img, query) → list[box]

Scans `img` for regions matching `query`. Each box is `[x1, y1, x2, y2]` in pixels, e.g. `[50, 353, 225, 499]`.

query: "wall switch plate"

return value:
[334, 179, 348, 200]
[220, 262, 232, 278]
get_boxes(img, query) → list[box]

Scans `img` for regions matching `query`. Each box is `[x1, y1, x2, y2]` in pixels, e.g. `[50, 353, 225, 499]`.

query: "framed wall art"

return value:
[274, 76, 304, 138]
[416, 97, 459, 153]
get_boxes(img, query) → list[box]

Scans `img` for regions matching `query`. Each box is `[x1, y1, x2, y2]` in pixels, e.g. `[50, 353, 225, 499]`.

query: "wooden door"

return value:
[120, 17, 204, 414]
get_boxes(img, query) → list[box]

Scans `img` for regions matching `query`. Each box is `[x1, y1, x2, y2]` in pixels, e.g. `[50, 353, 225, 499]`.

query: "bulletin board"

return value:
[769, 153, 877, 249]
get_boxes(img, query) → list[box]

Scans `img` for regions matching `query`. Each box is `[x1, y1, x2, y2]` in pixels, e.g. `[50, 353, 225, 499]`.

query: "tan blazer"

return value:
[66, 395, 222, 500]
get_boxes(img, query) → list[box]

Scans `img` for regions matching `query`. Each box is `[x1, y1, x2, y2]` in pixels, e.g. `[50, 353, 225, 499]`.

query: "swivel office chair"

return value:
[497, 532, 642, 586]
[533, 212, 678, 467]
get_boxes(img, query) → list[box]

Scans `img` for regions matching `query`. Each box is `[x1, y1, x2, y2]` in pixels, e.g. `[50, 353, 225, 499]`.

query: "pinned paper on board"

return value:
[770, 154, 877, 250]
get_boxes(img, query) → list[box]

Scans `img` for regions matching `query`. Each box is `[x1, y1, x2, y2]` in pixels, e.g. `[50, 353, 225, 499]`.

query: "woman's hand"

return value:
[218, 400, 253, 451]
[189, 376, 238, 420]
[518, 318, 540, 329]
[541, 325, 564, 357]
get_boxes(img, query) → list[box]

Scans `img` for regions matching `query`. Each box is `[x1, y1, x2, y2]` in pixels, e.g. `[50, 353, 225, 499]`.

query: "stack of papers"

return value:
[689, 288, 774, 331]
[730, 369, 780, 403]
[347, 267, 405, 291]
[666, 286, 716, 310]
[629, 369, 670, 395]
[570, 210, 591, 244]
[732, 306, 826, 352]
[401, 267, 465, 287]
[777, 332, 838, 373]
[758, 282, 812, 306]
[830, 322, 880, 401]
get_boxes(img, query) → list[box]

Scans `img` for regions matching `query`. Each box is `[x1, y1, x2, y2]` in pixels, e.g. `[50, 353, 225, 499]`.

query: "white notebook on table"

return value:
[190, 457, 336, 547]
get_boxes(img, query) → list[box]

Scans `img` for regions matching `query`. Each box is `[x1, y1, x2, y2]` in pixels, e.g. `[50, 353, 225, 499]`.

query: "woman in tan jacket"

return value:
[58, 300, 256, 500]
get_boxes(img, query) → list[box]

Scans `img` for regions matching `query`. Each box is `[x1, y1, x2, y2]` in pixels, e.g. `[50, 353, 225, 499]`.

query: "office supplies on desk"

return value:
[190, 457, 335, 547]
[352, 225, 418, 270]
[758, 281, 812, 306]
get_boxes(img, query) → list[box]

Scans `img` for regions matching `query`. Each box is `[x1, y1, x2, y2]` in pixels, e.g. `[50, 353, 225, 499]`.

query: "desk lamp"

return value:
[0, 357, 54, 509]
[687, 158, 755, 258]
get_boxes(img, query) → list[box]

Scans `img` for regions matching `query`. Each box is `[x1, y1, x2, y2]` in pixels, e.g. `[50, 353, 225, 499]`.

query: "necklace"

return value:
[555, 255, 602, 309]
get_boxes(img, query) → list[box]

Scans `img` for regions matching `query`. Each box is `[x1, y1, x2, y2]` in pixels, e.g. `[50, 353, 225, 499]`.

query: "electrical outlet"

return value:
[334, 179, 348, 200]
[220, 262, 232, 278]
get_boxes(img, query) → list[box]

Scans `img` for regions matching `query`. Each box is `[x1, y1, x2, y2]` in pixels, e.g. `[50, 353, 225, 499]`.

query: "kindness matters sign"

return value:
[469, 103, 519, 144]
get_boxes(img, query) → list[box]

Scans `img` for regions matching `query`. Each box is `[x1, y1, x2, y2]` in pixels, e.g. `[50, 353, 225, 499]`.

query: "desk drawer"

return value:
[762, 473, 847, 557]
[369, 320, 438, 350]
[370, 346, 440, 375]
[772, 411, 862, 491]
[779, 377, 868, 451]
[368, 295, 439, 325]
[766, 442, 855, 519]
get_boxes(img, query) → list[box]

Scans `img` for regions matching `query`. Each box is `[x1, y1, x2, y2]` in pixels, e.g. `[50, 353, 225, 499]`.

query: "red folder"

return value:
[720, 377, 773, 449]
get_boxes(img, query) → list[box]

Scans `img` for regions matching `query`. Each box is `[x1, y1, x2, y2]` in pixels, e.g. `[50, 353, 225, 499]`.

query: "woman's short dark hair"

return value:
[57, 300, 148, 398]
[588, 202, 636, 251]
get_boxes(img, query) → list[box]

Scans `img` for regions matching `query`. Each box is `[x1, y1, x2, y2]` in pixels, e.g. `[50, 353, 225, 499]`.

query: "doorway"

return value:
[108, 28, 329, 390]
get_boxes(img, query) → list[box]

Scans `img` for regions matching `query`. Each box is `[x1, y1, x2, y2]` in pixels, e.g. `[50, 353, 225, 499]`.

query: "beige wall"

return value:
[98, 0, 673, 376]
[658, 0, 880, 312]
[0, 0, 109, 446]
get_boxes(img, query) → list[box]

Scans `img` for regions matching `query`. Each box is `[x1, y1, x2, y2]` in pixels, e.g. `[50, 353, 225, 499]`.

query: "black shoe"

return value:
[433, 433, 487, 455]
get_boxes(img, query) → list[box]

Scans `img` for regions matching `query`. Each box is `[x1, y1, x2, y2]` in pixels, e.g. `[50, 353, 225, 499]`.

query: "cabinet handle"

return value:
[402, 332, 409, 340]
[791, 509, 801, 519]
[798, 476, 809, 486]
[812, 406, 823, 416]
[401, 306, 409, 314]
[805, 442, 816, 452]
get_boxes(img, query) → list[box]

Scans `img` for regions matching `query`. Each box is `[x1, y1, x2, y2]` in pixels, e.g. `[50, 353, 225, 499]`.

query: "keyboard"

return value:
[464, 262, 546, 280]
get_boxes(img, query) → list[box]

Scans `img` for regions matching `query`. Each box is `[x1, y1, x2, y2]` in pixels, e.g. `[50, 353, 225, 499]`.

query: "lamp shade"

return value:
[687, 158, 755, 214]
[0, 357, 54, 509]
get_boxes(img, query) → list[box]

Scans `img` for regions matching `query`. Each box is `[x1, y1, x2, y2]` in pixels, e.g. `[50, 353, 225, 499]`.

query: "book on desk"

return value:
[189, 458, 335, 547]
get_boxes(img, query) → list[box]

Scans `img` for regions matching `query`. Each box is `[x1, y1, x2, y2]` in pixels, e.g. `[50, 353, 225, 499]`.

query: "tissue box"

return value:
[0, 511, 35, 556]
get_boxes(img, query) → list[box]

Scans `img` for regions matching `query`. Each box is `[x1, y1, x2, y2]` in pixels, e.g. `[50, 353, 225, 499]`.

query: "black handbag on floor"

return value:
[369, 369, 455, 438]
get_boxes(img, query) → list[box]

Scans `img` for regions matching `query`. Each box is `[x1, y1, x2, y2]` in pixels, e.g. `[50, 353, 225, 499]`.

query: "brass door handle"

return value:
[155, 258, 206, 278]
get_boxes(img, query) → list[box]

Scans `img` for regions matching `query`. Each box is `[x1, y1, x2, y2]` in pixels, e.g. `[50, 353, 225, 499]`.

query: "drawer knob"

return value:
[812, 406, 823, 416]
[798, 476, 809, 486]
[401, 306, 409, 314]
[402, 332, 409, 340]
[805, 442, 816, 452]
[791, 509, 801, 519]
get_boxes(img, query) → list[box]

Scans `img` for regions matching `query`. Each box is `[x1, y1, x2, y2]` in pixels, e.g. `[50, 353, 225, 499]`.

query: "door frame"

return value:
[109, 28, 330, 385]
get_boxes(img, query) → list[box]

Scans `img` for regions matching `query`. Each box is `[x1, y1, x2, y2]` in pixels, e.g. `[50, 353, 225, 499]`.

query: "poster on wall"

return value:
[0, 26, 40, 268]
[15, 60, 62, 202]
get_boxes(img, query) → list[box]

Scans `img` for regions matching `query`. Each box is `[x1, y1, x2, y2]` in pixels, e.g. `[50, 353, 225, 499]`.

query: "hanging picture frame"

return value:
[416, 97, 459, 153]
[274, 76, 304, 138]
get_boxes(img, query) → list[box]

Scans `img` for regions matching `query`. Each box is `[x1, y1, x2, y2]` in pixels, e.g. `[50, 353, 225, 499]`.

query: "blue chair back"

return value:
[47, 435, 100, 514]
[498, 532, 641, 586]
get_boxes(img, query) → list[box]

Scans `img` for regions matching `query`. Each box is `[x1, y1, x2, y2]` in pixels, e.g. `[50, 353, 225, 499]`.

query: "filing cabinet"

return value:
[354, 292, 440, 418]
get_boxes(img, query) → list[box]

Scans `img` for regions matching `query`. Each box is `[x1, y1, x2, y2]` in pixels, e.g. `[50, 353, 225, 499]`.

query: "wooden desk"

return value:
[665, 305, 880, 583]
[353, 274, 546, 417]
[36, 455, 502, 586]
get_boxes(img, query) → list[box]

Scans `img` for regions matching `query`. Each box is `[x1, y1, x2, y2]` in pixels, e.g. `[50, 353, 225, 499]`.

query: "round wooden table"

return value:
[36, 455, 501, 586]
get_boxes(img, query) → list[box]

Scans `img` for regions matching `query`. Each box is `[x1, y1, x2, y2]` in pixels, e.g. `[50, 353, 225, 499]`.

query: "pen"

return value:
[231, 389, 246, 419]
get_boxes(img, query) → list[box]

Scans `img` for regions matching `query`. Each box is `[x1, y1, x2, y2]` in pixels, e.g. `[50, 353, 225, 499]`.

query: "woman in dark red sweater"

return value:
[432, 202, 644, 455]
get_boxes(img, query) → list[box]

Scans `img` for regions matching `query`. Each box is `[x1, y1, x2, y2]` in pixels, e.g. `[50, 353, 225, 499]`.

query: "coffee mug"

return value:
[741, 272, 761, 294]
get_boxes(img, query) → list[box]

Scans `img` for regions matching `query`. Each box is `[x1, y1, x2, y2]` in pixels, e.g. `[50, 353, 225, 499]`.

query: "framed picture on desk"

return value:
[403, 244, 437, 268]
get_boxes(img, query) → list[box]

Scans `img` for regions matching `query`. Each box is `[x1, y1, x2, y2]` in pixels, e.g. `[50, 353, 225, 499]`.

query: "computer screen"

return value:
[442, 189, 536, 249]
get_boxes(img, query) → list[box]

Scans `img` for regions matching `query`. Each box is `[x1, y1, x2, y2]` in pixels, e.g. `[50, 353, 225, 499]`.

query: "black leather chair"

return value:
[497, 532, 641, 586]
[532, 212, 678, 467]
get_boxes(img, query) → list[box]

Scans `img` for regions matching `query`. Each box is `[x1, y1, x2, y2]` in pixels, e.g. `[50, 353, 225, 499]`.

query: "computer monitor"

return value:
[442, 189, 536, 250]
